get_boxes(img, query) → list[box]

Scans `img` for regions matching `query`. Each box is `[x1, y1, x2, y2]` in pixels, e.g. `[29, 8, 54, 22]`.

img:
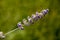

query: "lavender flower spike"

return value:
[17, 9, 49, 30]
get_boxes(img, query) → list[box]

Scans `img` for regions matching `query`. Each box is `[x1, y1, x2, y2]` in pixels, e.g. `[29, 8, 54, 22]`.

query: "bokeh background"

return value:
[0, 0, 60, 40]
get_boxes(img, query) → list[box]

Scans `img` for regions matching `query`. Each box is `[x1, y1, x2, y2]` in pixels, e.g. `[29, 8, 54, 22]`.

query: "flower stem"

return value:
[4, 28, 18, 36]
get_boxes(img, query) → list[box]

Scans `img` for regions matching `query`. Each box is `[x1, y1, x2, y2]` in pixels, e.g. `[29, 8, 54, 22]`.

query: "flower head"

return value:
[36, 12, 43, 19]
[31, 14, 38, 21]
[17, 22, 22, 27]
[27, 16, 34, 24]
[41, 9, 49, 15]
[17, 22, 24, 30]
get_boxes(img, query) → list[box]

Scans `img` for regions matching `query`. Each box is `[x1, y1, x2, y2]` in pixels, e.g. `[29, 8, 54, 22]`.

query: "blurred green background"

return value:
[0, 0, 60, 40]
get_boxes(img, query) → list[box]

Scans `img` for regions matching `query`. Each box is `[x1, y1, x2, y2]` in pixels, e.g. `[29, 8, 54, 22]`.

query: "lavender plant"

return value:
[17, 9, 49, 30]
[0, 9, 49, 39]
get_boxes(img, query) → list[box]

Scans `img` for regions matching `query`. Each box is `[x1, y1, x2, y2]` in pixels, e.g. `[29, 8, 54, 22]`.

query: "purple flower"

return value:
[36, 12, 42, 19]
[17, 9, 49, 30]
[17, 22, 22, 27]
[17, 22, 24, 30]
[41, 9, 49, 15]
[31, 14, 38, 21]
[27, 16, 34, 24]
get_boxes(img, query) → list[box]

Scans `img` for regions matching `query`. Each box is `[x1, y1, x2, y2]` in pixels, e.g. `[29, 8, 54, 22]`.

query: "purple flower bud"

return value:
[36, 15, 42, 19]
[36, 13, 44, 19]
[31, 14, 38, 21]
[17, 22, 24, 30]
[17, 22, 22, 27]
[32, 14, 36, 19]
[41, 9, 49, 15]
[36, 12, 42, 19]
[36, 12, 40, 18]
[27, 16, 34, 24]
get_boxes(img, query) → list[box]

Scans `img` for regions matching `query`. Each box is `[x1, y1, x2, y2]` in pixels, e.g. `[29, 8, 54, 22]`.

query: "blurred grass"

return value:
[0, 0, 60, 40]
